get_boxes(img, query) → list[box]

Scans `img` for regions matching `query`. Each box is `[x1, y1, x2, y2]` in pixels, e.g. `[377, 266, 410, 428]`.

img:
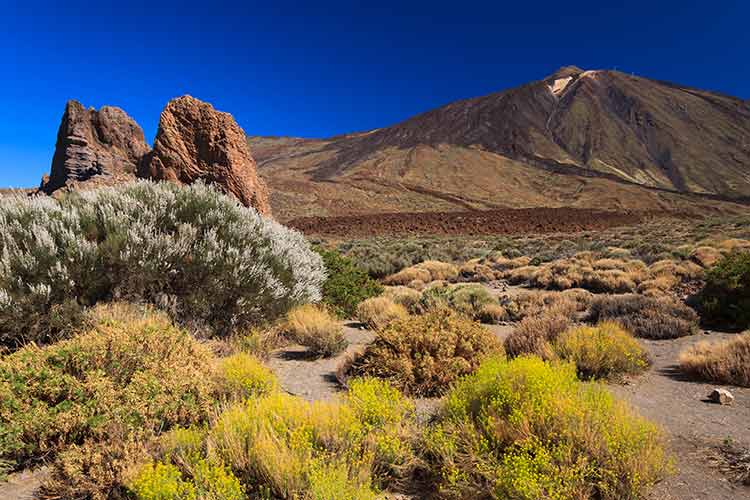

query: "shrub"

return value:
[589, 294, 699, 339]
[423, 356, 670, 500]
[315, 247, 383, 318]
[679, 333, 750, 387]
[206, 381, 415, 499]
[699, 252, 750, 330]
[504, 307, 575, 360]
[218, 353, 278, 399]
[384, 260, 459, 287]
[347, 308, 503, 396]
[477, 303, 507, 324]
[127, 459, 244, 500]
[0, 303, 219, 488]
[0, 182, 325, 349]
[381, 286, 422, 313]
[283, 304, 347, 357]
[449, 285, 497, 320]
[356, 296, 409, 330]
[555, 322, 649, 379]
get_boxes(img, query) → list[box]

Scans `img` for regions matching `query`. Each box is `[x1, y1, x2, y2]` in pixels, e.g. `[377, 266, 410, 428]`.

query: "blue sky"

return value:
[1, 0, 748, 188]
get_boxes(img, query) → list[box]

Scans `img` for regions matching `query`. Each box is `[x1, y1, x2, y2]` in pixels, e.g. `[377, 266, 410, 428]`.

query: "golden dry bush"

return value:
[477, 303, 507, 324]
[417, 260, 459, 281]
[348, 308, 503, 396]
[690, 246, 722, 268]
[357, 296, 409, 330]
[679, 333, 750, 387]
[383, 266, 432, 286]
[284, 304, 347, 357]
[381, 286, 423, 313]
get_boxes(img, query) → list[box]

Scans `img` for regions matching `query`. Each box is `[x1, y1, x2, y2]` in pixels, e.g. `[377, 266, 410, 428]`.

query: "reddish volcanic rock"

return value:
[42, 100, 149, 193]
[139, 95, 271, 215]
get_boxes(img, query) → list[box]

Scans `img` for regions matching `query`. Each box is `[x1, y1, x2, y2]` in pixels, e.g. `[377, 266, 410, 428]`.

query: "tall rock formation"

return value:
[139, 95, 271, 216]
[41, 100, 148, 193]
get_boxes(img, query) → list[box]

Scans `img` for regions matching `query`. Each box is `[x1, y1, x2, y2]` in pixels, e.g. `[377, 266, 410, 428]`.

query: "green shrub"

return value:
[555, 321, 649, 379]
[382, 286, 423, 313]
[700, 252, 750, 330]
[417, 283, 499, 322]
[424, 356, 670, 499]
[0, 182, 325, 349]
[348, 308, 503, 396]
[315, 247, 383, 318]
[0, 303, 219, 475]
[588, 294, 699, 339]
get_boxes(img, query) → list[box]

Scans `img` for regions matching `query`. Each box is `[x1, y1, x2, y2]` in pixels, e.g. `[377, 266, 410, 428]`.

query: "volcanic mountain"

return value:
[251, 66, 750, 220]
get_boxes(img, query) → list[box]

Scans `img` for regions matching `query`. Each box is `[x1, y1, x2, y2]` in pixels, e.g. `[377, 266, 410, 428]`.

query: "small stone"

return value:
[709, 388, 735, 405]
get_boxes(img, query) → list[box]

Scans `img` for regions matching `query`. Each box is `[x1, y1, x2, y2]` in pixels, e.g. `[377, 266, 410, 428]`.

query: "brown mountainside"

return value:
[252, 67, 750, 221]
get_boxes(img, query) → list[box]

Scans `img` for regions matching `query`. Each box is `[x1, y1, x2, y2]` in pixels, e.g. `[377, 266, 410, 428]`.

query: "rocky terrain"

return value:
[140, 96, 270, 214]
[38, 96, 271, 215]
[287, 206, 644, 237]
[252, 66, 750, 220]
[40, 100, 149, 193]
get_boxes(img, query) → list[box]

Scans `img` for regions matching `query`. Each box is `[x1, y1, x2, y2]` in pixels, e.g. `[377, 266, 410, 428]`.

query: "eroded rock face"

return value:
[42, 100, 149, 193]
[139, 95, 271, 215]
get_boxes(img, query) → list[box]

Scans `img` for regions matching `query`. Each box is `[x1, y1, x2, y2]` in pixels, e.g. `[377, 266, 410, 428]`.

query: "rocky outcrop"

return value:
[41, 100, 149, 193]
[139, 95, 271, 215]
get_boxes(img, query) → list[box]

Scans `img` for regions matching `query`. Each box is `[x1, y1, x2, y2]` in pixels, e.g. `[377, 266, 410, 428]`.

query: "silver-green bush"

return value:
[0, 181, 325, 348]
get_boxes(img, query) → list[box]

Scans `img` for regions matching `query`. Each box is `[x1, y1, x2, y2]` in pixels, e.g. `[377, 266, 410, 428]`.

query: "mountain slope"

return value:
[252, 67, 750, 220]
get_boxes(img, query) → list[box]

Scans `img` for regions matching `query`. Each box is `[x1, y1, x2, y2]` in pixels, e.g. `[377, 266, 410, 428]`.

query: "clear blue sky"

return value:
[2, 0, 748, 188]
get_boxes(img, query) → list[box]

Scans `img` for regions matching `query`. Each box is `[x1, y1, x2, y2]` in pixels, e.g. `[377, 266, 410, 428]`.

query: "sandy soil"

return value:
[0, 467, 48, 500]
[611, 331, 750, 500]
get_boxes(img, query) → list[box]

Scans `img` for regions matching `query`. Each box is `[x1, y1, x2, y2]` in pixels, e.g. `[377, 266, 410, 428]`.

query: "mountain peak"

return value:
[547, 65, 584, 80]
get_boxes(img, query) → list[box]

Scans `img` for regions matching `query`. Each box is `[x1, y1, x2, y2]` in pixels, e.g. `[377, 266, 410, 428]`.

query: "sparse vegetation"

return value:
[423, 356, 670, 500]
[679, 332, 750, 387]
[347, 308, 502, 396]
[283, 304, 347, 357]
[315, 247, 383, 318]
[0, 182, 326, 349]
[699, 252, 750, 330]
[356, 296, 409, 330]
[555, 321, 649, 379]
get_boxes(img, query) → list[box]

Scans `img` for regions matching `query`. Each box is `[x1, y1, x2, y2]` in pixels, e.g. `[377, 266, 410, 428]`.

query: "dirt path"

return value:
[610, 331, 750, 500]
[267, 323, 375, 401]
[0, 467, 48, 500]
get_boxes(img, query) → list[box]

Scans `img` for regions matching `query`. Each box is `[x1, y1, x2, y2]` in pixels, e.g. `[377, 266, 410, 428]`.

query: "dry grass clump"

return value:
[424, 356, 670, 499]
[679, 333, 750, 387]
[283, 304, 347, 357]
[357, 296, 409, 330]
[347, 308, 503, 396]
[555, 321, 649, 380]
[382, 286, 423, 313]
[477, 303, 508, 324]
[384, 260, 458, 287]
[384, 266, 432, 286]
[504, 289, 592, 322]
[588, 294, 699, 339]
[690, 246, 723, 267]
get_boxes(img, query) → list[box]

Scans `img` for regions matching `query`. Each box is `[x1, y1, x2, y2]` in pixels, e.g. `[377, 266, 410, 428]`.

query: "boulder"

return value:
[41, 100, 149, 194]
[709, 388, 735, 405]
[139, 95, 271, 216]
